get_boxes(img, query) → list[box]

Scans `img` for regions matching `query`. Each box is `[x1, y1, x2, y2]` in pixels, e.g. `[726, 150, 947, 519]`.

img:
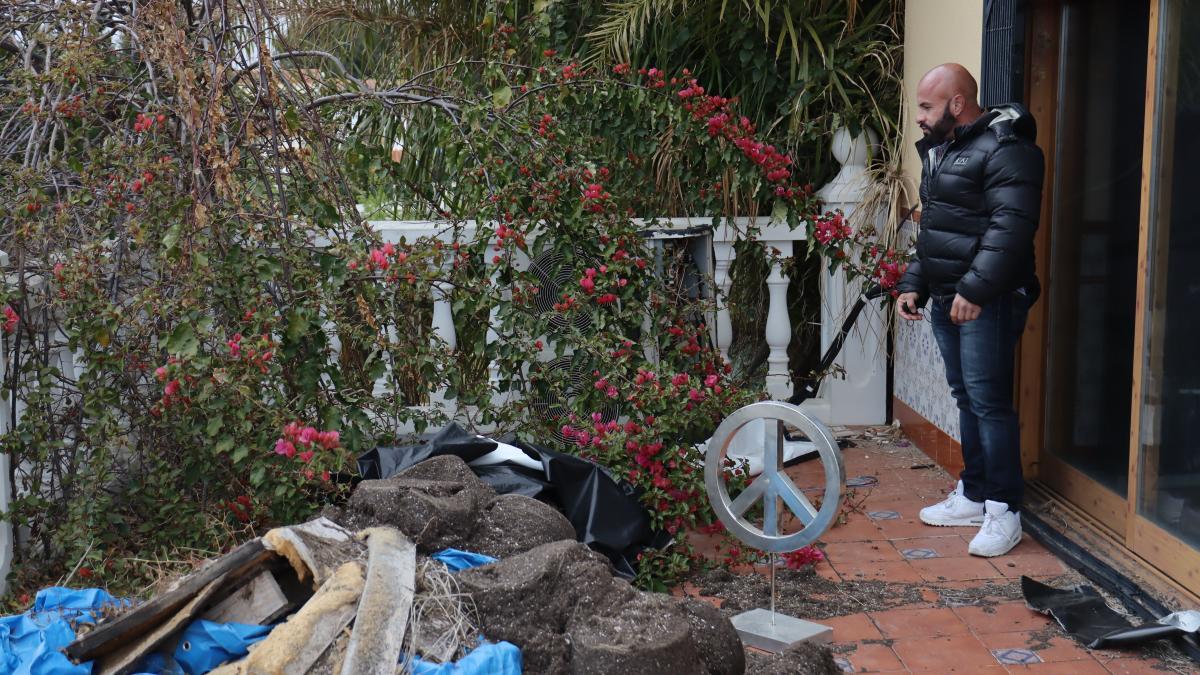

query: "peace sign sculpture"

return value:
[704, 401, 845, 553]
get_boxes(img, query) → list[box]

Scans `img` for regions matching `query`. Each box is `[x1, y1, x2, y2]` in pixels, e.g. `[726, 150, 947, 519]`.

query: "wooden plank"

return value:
[1129, 515, 1200, 592]
[94, 578, 225, 675]
[1125, 0, 1175, 543]
[1018, 0, 1062, 479]
[66, 539, 275, 662]
[200, 570, 291, 626]
[1038, 454, 1126, 535]
[341, 527, 418, 675]
[210, 560, 365, 675]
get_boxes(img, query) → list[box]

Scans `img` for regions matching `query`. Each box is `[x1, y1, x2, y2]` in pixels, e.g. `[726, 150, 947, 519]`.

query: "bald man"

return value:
[895, 64, 1044, 557]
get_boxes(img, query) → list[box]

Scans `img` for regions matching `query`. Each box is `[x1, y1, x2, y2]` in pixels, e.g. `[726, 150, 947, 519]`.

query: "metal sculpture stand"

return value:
[705, 401, 846, 652]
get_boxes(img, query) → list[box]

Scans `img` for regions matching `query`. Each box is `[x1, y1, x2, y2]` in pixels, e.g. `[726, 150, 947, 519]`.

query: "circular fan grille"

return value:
[530, 355, 620, 445]
[529, 249, 594, 332]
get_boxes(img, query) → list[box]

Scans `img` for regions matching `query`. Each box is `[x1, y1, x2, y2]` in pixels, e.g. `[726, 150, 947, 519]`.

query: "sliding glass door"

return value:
[1128, 0, 1200, 591]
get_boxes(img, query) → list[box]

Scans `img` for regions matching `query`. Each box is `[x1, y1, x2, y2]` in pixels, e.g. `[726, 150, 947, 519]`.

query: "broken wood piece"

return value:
[66, 539, 275, 662]
[341, 527, 417, 675]
[201, 570, 291, 626]
[94, 578, 225, 675]
[263, 517, 363, 589]
[209, 560, 365, 675]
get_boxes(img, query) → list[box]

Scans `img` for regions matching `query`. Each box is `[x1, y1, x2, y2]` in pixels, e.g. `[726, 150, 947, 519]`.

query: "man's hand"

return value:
[897, 292, 923, 321]
[950, 294, 981, 325]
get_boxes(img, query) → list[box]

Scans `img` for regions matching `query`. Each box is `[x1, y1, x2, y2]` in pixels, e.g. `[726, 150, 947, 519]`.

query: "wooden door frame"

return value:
[1020, 0, 1135, 536]
[1020, 0, 1200, 592]
[1124, 0, 1200, 592]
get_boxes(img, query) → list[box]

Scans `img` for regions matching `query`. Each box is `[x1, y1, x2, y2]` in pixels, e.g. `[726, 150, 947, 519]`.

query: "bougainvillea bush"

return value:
[0, 0, 900, 592]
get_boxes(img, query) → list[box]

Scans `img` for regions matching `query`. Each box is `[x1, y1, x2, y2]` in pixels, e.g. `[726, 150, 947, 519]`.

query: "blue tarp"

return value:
[409, 640, 522, 675]
[431, 549, 497, 572]
[0, 586, 124, 675]
[0, 588, 269, 675]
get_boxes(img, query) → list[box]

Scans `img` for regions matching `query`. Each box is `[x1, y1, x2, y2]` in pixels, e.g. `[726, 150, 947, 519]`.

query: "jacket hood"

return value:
[915, 102, 1038, 155]
[986, 102, 1037, 143]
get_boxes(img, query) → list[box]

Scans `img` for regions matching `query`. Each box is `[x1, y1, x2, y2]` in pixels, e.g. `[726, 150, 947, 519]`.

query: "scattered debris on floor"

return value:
[1023, 576, 1200, 650]
[3, 451, 746, 674]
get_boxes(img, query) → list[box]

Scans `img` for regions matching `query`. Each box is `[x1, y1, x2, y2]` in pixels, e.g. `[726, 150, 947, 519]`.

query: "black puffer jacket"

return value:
[897, 103, 1044, 306]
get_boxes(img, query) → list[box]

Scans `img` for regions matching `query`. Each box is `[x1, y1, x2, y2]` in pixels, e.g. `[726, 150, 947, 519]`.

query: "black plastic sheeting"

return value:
[358, 423, 672, 578]
[1022, 576, 1200, 650]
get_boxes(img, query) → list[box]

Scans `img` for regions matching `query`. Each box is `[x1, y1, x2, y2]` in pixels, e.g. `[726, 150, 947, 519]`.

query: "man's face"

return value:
[917, 98, 958, 145]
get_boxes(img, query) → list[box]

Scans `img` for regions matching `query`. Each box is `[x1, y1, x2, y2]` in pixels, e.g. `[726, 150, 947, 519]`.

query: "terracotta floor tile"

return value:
[815, 561, 843, 582]
[878, 516, 958, 539]
[1004, 659, 1109, 674]
[822, 540, 905, 564]
[869, 606, 970, 639]
[977, 630, 1092, 662]
[824, 612, 883, 642]
[889, 535, 973, 558]
[909, 556, 1006, 582]
[833, 641, 906, 672]
[832, 559, 924, 583]
[953, 602, 1054, 634]
[820, 515, 884, 542]
[1101, 657, 1180, 674]
[989, 553, 1069, 579]
[891, 634, 997, 671]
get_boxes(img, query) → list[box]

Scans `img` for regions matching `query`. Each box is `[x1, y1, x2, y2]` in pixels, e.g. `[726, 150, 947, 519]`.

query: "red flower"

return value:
[3, 306, 19, 334]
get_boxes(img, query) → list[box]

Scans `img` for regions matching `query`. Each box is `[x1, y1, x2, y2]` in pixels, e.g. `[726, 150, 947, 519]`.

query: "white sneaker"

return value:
[968, 500, 1023, 557]
[919, 480, 985, 527]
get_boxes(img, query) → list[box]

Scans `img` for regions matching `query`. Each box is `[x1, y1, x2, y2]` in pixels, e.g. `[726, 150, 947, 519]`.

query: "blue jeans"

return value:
[929, 291, 1031, 511]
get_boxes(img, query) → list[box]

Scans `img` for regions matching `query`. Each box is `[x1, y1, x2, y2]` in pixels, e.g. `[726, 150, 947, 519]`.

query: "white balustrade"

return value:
[816, 127, 888, 425]
[763, 239, 795, 399]
[0, 132, 889, 580]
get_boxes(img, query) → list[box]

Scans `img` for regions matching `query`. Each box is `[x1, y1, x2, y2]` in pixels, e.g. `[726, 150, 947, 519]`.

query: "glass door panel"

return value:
[1042, 0, 1148, 504]
[1135, 0, 1200, 551]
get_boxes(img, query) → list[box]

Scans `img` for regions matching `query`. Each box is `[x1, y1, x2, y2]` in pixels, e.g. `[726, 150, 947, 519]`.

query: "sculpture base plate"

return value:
[731, 608, 832, 653]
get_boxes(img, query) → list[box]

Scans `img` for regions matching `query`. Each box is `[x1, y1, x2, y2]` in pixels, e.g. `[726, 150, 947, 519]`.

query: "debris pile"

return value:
[55, 455, 744, 674]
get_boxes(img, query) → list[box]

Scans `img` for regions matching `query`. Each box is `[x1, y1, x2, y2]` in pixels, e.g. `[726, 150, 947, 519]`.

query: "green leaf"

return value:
[206, 415, 223, 437]
[214, 437, 235, 455]
[165, 323, 198, 357]
[492, 85, 513, 111]
[162, 222, 182, 251]
[771, 199, 789, 224]
[286, 310, 307, 343]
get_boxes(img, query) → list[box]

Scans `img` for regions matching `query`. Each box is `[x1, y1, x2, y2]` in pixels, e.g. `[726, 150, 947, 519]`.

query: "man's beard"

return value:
[921, 102, 957, 144]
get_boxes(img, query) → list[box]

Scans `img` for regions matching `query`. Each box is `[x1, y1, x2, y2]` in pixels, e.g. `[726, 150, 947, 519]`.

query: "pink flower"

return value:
[318, 430, 340, 450]
[605, 385, 618, 398]
[688, 388, 704, 401]
[596, 293, 617, 304]
[283, 422, 302, 441]
[704, 374, 719, 388]
[382, 242, 395, 256]
[298, 450, 314, 463]
[670, 373, 689, 386]
[274, 439, 296, 458]
[298, 426, 318, 446]
[164, 379, 180, 396]
[591, 411, 604, 423]
[369, 249, 389, 270]
[154, 366, 168, 381]
[2, 306, 17, 334]
[580, 277, 595, 294]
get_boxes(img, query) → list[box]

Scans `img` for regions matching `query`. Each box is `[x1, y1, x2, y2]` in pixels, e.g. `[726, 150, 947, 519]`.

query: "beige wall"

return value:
[901, 0, 985, 204]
